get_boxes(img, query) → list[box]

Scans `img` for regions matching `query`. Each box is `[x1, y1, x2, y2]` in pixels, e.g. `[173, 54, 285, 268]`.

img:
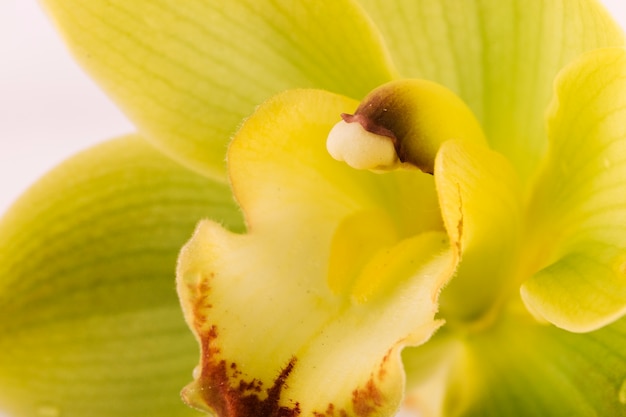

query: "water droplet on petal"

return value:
[37, 404, 61, 417]
[192, 364, 201, 379]
[618, 379, 626, 404]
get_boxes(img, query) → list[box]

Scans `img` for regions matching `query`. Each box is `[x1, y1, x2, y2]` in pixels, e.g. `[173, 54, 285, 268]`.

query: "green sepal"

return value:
[0, 135, 243, 417]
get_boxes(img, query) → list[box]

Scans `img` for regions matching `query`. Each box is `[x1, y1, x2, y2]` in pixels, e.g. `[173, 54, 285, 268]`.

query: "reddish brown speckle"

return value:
[352, 379, 384, 417]
[193, 327, 300, 417]
[313, 403, 339, 417]
[377, 349, 393, 382]
[314, 372, 385, 417]
[185, 278, 300, 417]
[189, 278, 212, 330]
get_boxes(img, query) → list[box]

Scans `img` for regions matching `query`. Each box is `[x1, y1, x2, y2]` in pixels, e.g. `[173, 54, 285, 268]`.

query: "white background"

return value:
[1, 1, 626, 216]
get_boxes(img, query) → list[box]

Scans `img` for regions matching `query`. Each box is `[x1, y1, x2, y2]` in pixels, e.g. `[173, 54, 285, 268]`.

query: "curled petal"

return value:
[435, 139, 523, 323]
[522, 47, 626, 332]
[178, 223, 453, 416]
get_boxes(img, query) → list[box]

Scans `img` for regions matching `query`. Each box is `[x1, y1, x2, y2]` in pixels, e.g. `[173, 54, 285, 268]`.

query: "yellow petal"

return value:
[434, 139, 523, 324]
[177, 222, 454, 417]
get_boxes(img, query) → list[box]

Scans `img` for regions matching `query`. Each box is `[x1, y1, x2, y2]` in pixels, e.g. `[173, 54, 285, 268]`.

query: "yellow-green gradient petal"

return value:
[0, 136, 243, 417]
[404, 311, 626, 416]
[176, 90, 458, 416]
[434, 140, 523, 324]
[522, 48, 626, 332]
[357, 0, 624, 180]
[40, 0, 395, 180]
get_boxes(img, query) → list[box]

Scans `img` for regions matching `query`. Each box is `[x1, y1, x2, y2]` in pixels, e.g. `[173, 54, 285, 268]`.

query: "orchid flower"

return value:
[2, 1, 626, 417]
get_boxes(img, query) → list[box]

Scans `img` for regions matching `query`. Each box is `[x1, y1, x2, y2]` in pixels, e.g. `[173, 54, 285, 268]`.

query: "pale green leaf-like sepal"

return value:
[41, 0, 396, 179]
[405, 310, 626, 416]
[522, 47, 626, 332]
[0, 135, 243, 417]
[357, 0, 624, 179]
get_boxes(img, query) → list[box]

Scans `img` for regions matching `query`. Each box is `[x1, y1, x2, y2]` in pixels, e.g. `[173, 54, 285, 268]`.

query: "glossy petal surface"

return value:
[0, 136, 243, 417]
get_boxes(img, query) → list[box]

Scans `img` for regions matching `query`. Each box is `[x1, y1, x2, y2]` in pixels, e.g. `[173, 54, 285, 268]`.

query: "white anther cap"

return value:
[326, 120, 399, 171]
